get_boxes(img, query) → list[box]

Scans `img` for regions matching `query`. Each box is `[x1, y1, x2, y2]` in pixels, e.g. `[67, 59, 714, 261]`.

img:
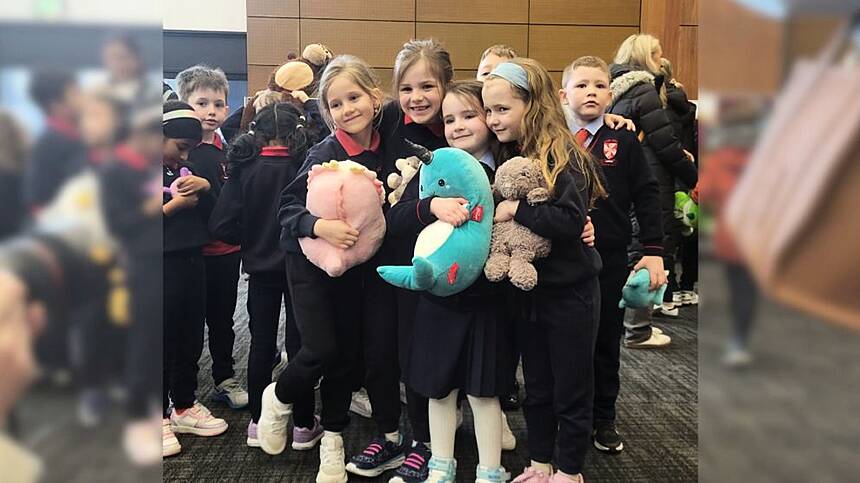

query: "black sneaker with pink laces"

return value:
[388, 441, 431, 483]
[345, 435, 406, 477]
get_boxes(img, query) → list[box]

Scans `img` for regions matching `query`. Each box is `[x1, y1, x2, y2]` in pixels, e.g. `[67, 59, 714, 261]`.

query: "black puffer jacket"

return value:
[665, 81, 697, 161]
[607, 63, 697, 189]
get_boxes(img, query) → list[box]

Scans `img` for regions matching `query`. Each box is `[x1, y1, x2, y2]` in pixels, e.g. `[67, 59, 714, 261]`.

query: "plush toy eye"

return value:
[437, 179, 446, 187]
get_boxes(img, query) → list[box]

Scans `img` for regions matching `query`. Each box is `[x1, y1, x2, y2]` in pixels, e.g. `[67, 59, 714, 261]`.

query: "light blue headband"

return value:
[490, 62, 530, 93]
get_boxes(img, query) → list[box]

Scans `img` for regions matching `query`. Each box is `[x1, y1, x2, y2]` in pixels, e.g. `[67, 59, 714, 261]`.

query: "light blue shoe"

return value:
[476, 465, 511, 483]
[423, 456, 456, 483]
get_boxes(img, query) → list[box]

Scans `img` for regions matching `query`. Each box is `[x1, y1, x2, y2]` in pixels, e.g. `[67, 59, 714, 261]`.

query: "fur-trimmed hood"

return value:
[609, 64, 656, 100]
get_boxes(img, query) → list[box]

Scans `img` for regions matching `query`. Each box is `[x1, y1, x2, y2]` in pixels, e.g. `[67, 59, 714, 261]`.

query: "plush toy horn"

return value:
[405, 138, 433, 165]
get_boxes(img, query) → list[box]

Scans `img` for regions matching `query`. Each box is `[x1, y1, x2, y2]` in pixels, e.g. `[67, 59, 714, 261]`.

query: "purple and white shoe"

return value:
[292, 415, 323, 450]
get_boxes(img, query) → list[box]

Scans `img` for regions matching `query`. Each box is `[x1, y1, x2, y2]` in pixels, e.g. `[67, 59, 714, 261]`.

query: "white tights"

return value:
[427, 389, 502, 468]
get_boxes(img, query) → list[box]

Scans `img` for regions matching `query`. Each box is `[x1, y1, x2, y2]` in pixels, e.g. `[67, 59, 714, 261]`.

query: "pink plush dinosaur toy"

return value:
[299, 160, 386, 277]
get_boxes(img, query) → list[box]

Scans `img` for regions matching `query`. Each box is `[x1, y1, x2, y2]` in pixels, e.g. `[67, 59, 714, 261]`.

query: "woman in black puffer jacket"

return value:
[609, 33, 697, 313]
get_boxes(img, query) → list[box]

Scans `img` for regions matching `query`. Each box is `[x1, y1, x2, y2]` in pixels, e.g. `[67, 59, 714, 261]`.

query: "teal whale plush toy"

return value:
[377, 144, 494, 297]
[619, 269, 667, 309]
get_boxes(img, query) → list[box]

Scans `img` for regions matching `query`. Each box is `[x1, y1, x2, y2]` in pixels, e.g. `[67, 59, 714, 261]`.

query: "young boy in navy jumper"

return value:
[176, 65, 248, 409]
[559, 56, 667, 454]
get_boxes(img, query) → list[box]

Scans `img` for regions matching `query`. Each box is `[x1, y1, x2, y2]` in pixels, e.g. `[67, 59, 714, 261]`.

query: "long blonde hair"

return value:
[614, 34, 667, 105]
[488, 58, 606, 204]
[317, 55, 384, 131]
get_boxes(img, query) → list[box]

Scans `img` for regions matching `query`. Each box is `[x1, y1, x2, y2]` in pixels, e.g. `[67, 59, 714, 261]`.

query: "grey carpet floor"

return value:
[161, 277, 699, 482]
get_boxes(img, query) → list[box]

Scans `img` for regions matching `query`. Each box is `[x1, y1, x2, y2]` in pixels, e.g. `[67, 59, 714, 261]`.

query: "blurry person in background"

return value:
[0, 270, 46, 483]
[698, 97, 768, 368]
[22, 70, 86, 215]
[660, 57, 700, 308]
[0, 112, 30, 240]
[70, 88, 132, 428]
[100, 34, 147, 105]
[97, 98, 164, 466]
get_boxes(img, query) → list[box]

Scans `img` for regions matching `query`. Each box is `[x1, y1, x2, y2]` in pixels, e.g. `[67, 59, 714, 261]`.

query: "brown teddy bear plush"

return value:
[484, 156, 552, 291]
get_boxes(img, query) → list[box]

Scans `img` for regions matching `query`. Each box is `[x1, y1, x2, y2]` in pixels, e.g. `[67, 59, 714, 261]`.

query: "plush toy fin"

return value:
[376, 256, 435, 291]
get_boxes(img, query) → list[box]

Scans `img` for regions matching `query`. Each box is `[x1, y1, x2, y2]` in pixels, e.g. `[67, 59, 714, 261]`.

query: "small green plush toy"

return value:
[619, 269, 667, 309]
[674, 191, 699, 236]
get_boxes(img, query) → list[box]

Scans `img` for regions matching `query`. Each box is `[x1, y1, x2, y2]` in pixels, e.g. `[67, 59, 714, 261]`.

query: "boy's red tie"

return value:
[575, 128, 589, 147]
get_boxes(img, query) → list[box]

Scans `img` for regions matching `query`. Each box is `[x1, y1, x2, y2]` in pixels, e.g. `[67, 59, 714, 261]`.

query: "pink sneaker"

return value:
[170, 402, 228, 436]
[162, 418, 181, 458]
[512, 467, 552, 483]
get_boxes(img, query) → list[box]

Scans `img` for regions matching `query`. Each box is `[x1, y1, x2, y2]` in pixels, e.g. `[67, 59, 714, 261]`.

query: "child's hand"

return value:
[604, 113, 636, 132]
[632, 255, 667, 291]
[493, 200, 519, 223]
[314, 219, 359, 249]
[176, 175, 210, 196]
[683, 149, 695, 164]
[163, 193, 199, 216]
[430, 197, 470, 226]
[581, 216, 595, 247]
[290, 90, 310, 103]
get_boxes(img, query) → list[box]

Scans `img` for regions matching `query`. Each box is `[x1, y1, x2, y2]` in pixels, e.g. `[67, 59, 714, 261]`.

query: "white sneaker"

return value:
[124, 417, 161, 466]
[213, 377, 249, 409]
[170, 402, 228, 436]
[682, 290, 699, 305]
[723, 346, 753, 368]
[652, 326, 664, 335]
[625, 332, 672, 349]
[258, 382, 292, 454]
[271, 351, 289, 382]
[653, 303, 679, 317]
[350, 388, 373, 419]
[672, 292, 686, 305]
[162, 418, 181, 458]
[501, 412, 516, 451]
[317, 432, 348, 483]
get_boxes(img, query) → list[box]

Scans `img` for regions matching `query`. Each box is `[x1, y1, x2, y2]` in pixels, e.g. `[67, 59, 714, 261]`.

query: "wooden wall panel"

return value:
[453, 70, 479, 81]
[300, 20, 414, 68]
[300, 0, 414, 22]
[247, 0, 299, 18]
[416, 0, 528, 24]
[680, 0, 698, 25]
[530, 26, 639, 71]
[245, 0, 699, 97]
[247, 64, 278, 95]
[246, 17, 300, 65]
[374, 68, 395, 94]
[677, 26, 698, 98]
[416, 23, 528, 70]
[530, 0, 640, 26]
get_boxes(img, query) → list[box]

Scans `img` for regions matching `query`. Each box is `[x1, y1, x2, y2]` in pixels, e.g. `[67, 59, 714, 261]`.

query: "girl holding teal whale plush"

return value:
[381, 80, 516, 483]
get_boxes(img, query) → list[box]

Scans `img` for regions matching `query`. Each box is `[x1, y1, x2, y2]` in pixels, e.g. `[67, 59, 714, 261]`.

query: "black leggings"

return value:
[163, 251, 206, 415]
[247, 270, 313, 427]
[275, 253, 362, 432]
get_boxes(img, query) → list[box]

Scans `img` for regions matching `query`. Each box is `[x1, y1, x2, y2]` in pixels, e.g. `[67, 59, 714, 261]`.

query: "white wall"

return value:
[163, 0, 246, 32]
[0, 0, 162, 25]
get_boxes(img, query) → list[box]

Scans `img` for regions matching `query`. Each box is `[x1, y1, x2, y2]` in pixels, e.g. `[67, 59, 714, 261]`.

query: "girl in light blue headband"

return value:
[483, 57, 608, 483]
